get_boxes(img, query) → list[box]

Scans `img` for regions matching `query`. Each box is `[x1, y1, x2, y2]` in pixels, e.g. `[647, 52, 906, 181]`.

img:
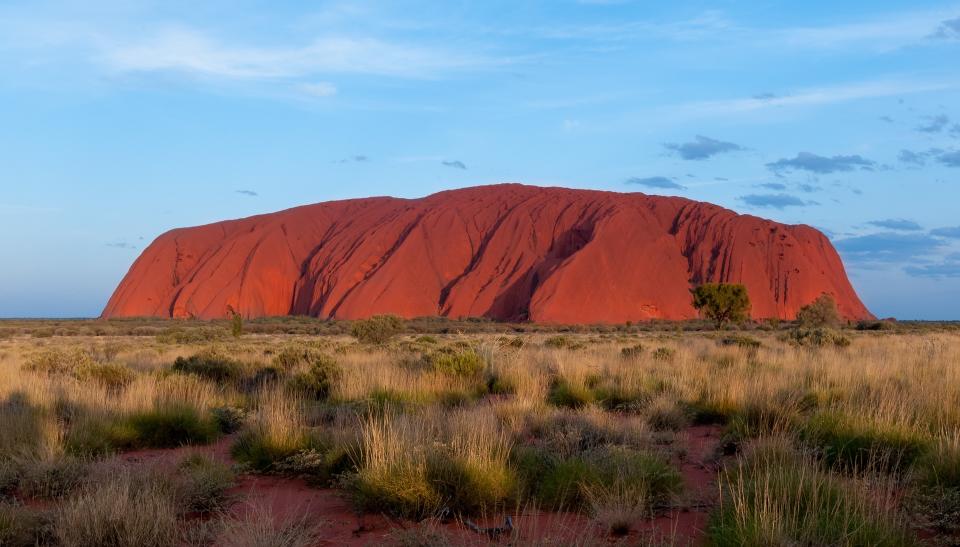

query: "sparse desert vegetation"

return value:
[0, 317, 959, 545]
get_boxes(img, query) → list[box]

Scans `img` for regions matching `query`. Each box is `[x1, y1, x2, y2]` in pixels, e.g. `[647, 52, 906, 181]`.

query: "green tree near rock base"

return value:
[796, 293, 841, 328]
[691, 283, 751, 329]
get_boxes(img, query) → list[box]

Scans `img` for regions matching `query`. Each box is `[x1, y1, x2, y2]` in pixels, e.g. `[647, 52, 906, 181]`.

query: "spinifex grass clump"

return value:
[0, 503, 50, 547]
[284, 351, 342, 400]
[424, 346, 485, 378]
[52, 469, 180, 547]
[232, 390, 322, 471]
[127, 403, 220, 449]
[709, 438, 916, 546]
[516, 445, 681, 513]
[800, 411, 927, 474]
[60, 375, 225, 455]
[348, 409, 516, 518]
[175, 453, 236, 514]
[171, 348, 244, 383]
[547, 378, 595, 409]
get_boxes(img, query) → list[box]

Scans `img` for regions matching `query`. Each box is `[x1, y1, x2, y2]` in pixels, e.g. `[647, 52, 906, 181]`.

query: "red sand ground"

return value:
[102, 184, 872, 324]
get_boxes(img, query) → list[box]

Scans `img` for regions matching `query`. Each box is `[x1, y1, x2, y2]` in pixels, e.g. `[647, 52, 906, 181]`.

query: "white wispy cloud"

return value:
[773, 8, 959, 50]
[512, 5, 958, 52]
[100, 26, 488, 79]
[298, 81, 337, 97]
[674, 78, 956, 118]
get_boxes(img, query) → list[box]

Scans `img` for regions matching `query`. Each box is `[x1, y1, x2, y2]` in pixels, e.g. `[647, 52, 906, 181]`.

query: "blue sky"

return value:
[1, 0, 959, 319]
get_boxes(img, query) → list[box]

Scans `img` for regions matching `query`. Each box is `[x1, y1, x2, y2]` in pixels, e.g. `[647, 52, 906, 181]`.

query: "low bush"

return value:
[76, 363, 136, 390]
[856, 320, 896, 331]
[211, 405, 248, 434]
[543, 335, 584, 350]
[15, 455, 89, 499]
[620, 344, 644, 358]
[23, 348, 95, 376]
[350, 315, 404, 344]
[175, 453, 236, 514]
[651, 347, 676, 361]
[286, 353, 341, 400]
[156, 327, 226, 344]
[425, 347, 485, 378]
[485, 372, 517, 395]
[720, 335, 761, 349]
[645, 396, 690, 432]
[796, 294, 842, 329]
[788, 328, 850, 348]
[171, 349, 244, 383]
[272, 446, 353, 487]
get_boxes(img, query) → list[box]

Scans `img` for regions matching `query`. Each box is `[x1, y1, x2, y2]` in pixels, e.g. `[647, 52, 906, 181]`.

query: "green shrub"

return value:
[175, 454, 236, 514]
[720, 335, 761, 349]
[286, 353, 341, 400]
[652, 347, 676, 361]
[497, 336, 525, 349]
[64, 414, 139, 455]
[23, 350, 135, 390]
[127, 405, 220, 449]
[231, 312, 243, 338]
[76, 363, 136, 390]
[645, 397, 690, 432]
[521, 446, 681, 512]
[543, 335, 584, 350]
[156, 327, 226, 344]
[536, 456, 598, 509]
[796, 294, 841, 329]
[171, 350, 243, 382]
[16, 455, 89, 499]
[547, 379, 595, 409]
[23, 348, 95, 376]
[272, 446, 353, 487]
[788, 328, 850, 348]
[211, 405, 247, 434]
[620, 344, 644, 358]
[231, 429, 324, 473]
[426, 451, 517, 514]
[425, 347, 484, 378]
[486, 373, 517, 395]
[350, 315, 404, 344]
[856, 320, 896, 331]
[691, 283, 751, 329]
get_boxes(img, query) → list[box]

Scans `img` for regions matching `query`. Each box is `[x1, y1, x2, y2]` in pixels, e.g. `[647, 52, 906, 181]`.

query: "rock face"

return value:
[103, 184, 872, 323]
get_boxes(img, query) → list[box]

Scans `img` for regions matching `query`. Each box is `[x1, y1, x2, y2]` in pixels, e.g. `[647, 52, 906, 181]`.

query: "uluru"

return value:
[102, 184, 871, 323]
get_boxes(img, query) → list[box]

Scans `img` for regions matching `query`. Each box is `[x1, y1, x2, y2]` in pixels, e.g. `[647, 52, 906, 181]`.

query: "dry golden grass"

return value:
[0, 325, 959, 545]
